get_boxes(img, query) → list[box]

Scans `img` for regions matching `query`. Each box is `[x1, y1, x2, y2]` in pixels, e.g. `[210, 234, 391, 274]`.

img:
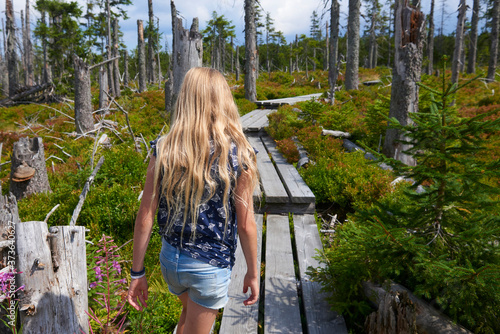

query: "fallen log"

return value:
[322, 129, 351, 138]
[0, 83, 53, 106]
[363, 281, 472, 334]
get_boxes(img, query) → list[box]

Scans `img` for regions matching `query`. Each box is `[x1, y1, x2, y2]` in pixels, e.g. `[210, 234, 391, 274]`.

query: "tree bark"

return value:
[487, 0, 500, 82]
[451, 0, 467, 85]
[112, 18, 120, 97]
[369, 4, 378, 69]
[324, 21, 329, 71]
[6, 0, 19, 97]
[137, 20, 147, 93]
[165, 70, 173, 111]
[383, 0, 425, 166]
[467, 0, 480, 74]
[345, 0, 360, 90]
[245, 0, 257, 102]
[74, 56, 94, 134]
[427, 0, 435, 75]
[147, 0, 156, 84]
[172, 16, 203, 101]
[329, 0, 340, 105]
[41, 10, 52, 84]
[9, 137, 52, 200]
[24, 0, 34, 86]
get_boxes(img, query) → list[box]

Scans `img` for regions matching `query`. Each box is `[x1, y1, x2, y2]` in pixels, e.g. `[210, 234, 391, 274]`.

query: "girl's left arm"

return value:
[127, 156, 159, 311]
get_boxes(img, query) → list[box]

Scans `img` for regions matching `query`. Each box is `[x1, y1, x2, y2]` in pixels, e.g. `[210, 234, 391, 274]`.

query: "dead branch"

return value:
[0, 83, 53, 106]
[45, 155, 64, 163]
[104, 91, 138, 152]
[53, 143, 72, 158]
[44, 204, 60, 224]
[70, 156, 105, 226]
[88, 56, 120, 70]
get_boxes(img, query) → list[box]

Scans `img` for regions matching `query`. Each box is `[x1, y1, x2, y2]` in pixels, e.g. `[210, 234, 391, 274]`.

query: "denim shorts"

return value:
[159, 239, 232, 310]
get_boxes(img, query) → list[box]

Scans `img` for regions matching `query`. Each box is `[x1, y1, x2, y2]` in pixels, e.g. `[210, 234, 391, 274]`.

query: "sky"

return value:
[2, 0, 469, 53]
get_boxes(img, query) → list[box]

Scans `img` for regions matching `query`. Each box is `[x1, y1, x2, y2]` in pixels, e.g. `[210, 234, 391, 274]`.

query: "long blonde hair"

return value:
[153, 67, 258, 241]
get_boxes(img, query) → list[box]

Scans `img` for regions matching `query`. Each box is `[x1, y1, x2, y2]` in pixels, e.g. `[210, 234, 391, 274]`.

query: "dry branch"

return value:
[104, 91, 138, 152]
[88, 56, 120, 70]
[69, 156, 104, 226]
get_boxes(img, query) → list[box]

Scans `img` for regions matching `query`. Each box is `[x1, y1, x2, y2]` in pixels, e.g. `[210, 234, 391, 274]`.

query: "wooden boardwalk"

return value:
[219, 101, 347, 333]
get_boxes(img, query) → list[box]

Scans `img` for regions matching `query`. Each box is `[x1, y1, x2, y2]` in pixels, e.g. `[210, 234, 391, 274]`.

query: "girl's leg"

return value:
[176, 292, 189, 334]
[183, 297, 218, 334]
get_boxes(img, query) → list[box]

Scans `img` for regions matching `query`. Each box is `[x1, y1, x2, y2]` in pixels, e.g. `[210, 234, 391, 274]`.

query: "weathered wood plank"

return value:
[260, 202, 315, 215]
[265, 215, 302, 334]
[293, 215, 348, 334]
[247, 136, 288, 203]
[220, 214, 263, 334]
[255, 93, 323, 108]
[241, 109, 275, 132]
[261, 136, 315, 204]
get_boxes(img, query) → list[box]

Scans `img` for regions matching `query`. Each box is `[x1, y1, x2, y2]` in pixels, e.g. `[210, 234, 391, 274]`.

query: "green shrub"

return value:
[266, 105, 305, 140]
[235, 98, 257, 116]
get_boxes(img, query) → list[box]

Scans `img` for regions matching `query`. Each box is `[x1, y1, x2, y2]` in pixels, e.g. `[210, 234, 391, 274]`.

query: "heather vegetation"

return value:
[1, 67, 499, 333]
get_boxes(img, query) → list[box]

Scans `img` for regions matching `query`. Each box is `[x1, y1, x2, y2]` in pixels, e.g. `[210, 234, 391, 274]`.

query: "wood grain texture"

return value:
[220, 214, 263, 334]
[241, 109, 275, 132]
[16, 222, 88, 334]
[265, 215, 302, 334]
[247, 136, 288, 203]
[261, 136, 315, 204]
[293, 215, 348, 334]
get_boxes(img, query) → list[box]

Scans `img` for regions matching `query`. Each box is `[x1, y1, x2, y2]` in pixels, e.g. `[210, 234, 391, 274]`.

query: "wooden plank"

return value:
[293, 215, 348, 334]
[247, 136, 288, 203]
[256, 93, 323, 106]
[260, 202, 315, 215]
[265, 215, 302, 334]
[241, 109, 274, 132]
[220, 214, 263, 334]
[261, 136, 315, 204]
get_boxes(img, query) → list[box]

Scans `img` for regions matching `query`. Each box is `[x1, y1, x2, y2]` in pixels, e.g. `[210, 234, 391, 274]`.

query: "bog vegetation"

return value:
[1, 67, 499, 333]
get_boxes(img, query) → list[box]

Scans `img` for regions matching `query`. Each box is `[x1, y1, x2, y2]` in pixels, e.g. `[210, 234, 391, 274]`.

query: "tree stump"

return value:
[0, 191, 21, 333]
[137, 20, 147, 93]
[16, 222, 88, 334]
[99, 67, 109, 111]
[9, 137, 51, 200]
[171, 5, 203, 102]
[74, 56, 94, 134]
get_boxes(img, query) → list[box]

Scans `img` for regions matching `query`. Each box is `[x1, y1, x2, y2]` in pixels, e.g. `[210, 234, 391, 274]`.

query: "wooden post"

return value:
[137, 20, 146, 93]
[9, 137, 52, 200]
[172, 15, 203, 102]
[382, 0, 425, 166]
[16, 222, 88, 334]
[74, 56, 94, 134]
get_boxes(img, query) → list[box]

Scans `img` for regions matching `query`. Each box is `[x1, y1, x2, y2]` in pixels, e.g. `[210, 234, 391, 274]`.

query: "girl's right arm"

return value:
[235, 170, 260, 306]
[127, 156, 159, 311]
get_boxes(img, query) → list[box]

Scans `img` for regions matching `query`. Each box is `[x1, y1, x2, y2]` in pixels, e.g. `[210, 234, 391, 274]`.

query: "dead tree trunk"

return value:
[329, 0, 340, 105]
[236, 46, 240, 81]
[172, 13, 203, 101]
[0, 55, 8, 96]
[324, 21, 329, 71]
[368, 6, 377, 69]
[467, 0, 480, 74]
[41, 10, 51, 84]
[9, 137, 51, 200]
[165, 69, 173, 111]
[74, 56, 94, 134]
[244, 0, 257, 102]
[451, 0, 466, 85]
[99, 67, 108, 110]
[17, 222, 88, 334]
[137, 20, 147, 93]
[487, 0, 500, 82]
[382, 0, 425, 166]
[106, 0, 114, 97]
[112, 18, 120, 98]
[147, 0, 156, 84]
[6, 0, 19, 97]
[427, 0, 435, 75]
[345, 0, 360, 90]
[24, 0, 33, 86]
[231, 36, 234, 73]
[123, 50, 129, 87]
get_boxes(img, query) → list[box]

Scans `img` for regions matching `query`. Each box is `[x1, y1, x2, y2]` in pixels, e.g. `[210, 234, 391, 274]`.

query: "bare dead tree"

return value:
[382, 0, 425, 166]
[487, 0, 500, 82]
[427, 0, 435, 75]
[137, 20, 147, 93]
[112, 18, 121, 97]
[467, 0, 480, 74]
[451, 0, 467, 85]
[329, 0, 340, 105]
[24, 0, 34, 86]
[74, 56, 94, 134]
[147, 0, 156, 84]
[6, 0, 19, 97]
[345, 0, 360, 90]
[244, 0, 257, 102]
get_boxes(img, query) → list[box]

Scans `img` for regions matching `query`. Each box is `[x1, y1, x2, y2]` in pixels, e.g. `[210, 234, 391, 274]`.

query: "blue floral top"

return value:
[150, 139, 242, 269]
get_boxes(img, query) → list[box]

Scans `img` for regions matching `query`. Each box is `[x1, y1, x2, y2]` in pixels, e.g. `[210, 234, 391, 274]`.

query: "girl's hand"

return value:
[242, 272, 259, 306]
[127, 276, 149, 311]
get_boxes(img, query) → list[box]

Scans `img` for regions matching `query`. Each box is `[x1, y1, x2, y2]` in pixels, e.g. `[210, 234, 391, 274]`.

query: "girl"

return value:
[127, 67, 259, 334]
